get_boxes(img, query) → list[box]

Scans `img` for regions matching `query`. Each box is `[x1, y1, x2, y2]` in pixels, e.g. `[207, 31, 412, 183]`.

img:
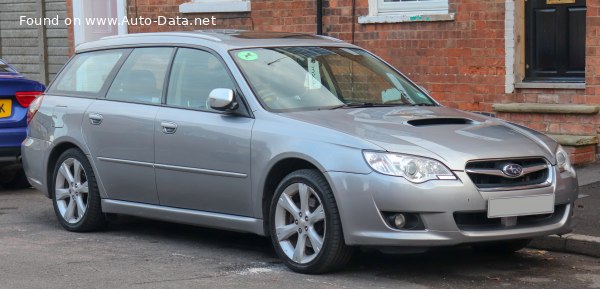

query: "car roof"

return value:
[75, 30, 356, 53]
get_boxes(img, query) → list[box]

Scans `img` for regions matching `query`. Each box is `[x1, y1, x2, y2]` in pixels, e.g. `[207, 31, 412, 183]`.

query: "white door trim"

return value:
[504, 0, 516, 94]
[72, 0, 84, 46]
[116, 0, 128, 36]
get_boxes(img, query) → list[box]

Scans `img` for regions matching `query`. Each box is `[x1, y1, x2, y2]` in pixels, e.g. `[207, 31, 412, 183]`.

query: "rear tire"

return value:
[51, 148, 106, 232]
[0, 169, 31, 190]
[472, 239, 532, 254]
[269, 169, 353, 274]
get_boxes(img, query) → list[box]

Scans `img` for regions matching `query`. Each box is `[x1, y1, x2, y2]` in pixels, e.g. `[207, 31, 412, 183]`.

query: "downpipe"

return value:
[316, 0, 323, 35]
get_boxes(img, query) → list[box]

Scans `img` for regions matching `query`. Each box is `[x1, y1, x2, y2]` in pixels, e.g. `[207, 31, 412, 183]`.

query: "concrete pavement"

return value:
[530, 164, 600, 257]
[1, 188, 600, 288]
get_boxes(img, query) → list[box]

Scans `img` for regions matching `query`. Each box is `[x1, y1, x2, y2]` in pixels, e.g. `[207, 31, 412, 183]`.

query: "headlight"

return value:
[556, 145, 574, 173]
[363, 151, 456, 183]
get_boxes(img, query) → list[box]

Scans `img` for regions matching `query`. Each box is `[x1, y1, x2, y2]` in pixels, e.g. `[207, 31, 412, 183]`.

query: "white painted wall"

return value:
[504, 0, 516, 94]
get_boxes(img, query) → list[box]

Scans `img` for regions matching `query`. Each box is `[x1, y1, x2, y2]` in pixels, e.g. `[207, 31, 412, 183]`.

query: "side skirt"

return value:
[101, 199, 266, 236]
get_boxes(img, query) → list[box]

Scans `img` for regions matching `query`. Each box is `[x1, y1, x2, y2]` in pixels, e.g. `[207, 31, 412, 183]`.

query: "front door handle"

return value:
[161, 121, 178, 134]
[88, 113, 103, 125]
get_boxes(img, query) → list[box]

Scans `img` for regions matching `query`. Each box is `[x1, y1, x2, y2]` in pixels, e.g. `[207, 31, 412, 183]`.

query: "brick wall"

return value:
[126, 0, 252, 32]
[497, 88, 596, 135]
[587, 0, 600, 105]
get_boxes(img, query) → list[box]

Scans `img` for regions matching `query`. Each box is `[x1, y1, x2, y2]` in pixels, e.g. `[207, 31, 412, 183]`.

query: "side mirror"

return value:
[208, 88, 239, 112]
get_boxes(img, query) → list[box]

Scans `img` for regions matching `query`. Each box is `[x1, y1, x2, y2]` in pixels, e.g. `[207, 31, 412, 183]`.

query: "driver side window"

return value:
[166, 48, 235, 111]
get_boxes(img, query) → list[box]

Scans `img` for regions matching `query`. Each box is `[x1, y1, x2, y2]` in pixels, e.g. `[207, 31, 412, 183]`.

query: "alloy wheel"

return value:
[274, 182, 326, 264]
[54, 158, 89, 224]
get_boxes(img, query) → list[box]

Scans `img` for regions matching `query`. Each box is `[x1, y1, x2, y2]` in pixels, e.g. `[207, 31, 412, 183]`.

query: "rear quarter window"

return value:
[48, 50, 126, 96]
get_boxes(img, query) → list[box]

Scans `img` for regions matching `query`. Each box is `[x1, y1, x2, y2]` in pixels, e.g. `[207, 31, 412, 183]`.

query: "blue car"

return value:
[0, 59, 45, 189]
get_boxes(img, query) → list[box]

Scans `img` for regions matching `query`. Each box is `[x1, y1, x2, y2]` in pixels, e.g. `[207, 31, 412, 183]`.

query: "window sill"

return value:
[514, 82, 585, 90]
[358, 13, 455, 24]
[179, 0, 251, 14]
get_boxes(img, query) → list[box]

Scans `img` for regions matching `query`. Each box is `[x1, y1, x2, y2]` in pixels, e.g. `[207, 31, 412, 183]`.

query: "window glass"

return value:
[377, 0, 448, 14]
[106, 48, 173, 104]
[51, 50, 124, 94]
[232, 47, 434, 112]
[166, 48, 235, 111]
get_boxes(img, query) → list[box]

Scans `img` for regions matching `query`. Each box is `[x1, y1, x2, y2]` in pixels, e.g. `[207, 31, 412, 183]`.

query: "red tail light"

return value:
[26, 94, 44, 125]
[16, 91, 43, 108]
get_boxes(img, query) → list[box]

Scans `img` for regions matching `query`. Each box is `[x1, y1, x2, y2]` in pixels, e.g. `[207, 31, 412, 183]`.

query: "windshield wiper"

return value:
[329, 102, 400, 109]
[328, 102, 437, 110]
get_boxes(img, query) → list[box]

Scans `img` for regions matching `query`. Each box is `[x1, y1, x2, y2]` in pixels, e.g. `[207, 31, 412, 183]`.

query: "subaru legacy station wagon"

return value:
[22, 30, 578, 274]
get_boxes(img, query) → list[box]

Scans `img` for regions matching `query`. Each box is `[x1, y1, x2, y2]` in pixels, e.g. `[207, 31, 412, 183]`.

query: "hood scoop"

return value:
[407, 117, 474, 127]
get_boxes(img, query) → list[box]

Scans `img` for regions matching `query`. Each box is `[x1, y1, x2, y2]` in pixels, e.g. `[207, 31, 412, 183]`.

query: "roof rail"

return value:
[316, 35, 344, 43]
[100, 32, 222, 42]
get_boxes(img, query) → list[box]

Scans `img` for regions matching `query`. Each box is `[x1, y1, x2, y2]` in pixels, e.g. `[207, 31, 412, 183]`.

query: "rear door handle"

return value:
[88, 113, 103, 125]
[161, 121, 178, 134]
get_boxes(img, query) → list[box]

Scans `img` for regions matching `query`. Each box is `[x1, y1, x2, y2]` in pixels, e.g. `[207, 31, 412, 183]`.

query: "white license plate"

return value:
[488, 194, 554, 218]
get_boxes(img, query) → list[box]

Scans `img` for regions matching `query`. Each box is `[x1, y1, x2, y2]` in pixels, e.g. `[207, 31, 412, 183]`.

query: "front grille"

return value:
[454, 204, 566, 231]
[465, 158, 550, 190]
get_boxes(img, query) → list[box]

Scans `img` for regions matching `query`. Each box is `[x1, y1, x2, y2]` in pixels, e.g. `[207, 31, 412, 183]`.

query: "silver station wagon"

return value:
[22, 30, 578, 274]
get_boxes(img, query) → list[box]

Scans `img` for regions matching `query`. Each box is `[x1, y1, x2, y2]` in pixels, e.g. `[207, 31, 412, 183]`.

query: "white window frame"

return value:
[179, 0, 251, 14]
[360, 0, 453, 24]
[370, 0, 449, 16]
[72, 0, 128, 46]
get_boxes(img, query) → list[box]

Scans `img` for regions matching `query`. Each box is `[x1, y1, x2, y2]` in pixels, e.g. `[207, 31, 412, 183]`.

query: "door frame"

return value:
[523, 0, 586, 82]
[72, 0, 128, 46]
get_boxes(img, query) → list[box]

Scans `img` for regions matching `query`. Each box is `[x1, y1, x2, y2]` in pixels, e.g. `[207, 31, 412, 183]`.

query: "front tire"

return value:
[269, 169, 352, 274]
[51, 148, 106, 232]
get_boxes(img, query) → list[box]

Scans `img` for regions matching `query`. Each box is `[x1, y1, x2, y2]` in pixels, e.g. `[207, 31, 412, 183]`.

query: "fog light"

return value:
[393, 214, 406, 229]
[383, 212, 425, 230]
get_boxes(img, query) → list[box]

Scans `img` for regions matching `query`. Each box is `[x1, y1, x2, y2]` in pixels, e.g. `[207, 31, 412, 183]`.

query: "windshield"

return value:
[231, 47, 435, 111]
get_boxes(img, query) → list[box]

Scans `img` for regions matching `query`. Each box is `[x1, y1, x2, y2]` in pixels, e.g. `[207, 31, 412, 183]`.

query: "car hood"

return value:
[281, 106, 557, 170]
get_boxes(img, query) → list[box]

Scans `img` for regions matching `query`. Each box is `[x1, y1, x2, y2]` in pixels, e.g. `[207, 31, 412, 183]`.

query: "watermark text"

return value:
[19, 15, 217, 27]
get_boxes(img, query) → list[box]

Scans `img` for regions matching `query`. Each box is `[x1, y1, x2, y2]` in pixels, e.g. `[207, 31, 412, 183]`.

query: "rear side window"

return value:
[166, 48, 235, 111]
[106, 48, 173, 104]
[50, 50, 125, 95]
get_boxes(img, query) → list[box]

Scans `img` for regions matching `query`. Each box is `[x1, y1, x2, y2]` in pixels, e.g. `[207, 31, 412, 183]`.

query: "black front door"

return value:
[525, 0, 586, 82]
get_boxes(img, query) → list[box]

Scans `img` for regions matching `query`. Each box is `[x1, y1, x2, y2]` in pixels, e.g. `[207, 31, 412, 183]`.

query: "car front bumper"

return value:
[326, 167, 578, 247]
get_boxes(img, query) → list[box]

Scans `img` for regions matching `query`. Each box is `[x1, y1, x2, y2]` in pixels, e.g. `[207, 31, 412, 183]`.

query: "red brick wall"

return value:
[497, 88, 597, 136]
[587, 0, 600, 105]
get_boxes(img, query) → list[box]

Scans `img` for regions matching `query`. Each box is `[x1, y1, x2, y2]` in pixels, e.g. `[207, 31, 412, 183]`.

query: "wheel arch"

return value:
[45, 141, 86, 198]
[260, 155, 328, 236]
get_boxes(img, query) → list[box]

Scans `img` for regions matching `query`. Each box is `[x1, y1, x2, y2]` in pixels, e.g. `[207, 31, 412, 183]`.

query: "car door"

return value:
[82, 47, 174, 204]
[154, 47, 254, 216]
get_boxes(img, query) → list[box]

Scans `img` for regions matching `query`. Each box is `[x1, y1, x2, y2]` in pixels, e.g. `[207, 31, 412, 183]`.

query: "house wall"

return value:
[64, 0, 600, 164]
[0, 0, 69, 84]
